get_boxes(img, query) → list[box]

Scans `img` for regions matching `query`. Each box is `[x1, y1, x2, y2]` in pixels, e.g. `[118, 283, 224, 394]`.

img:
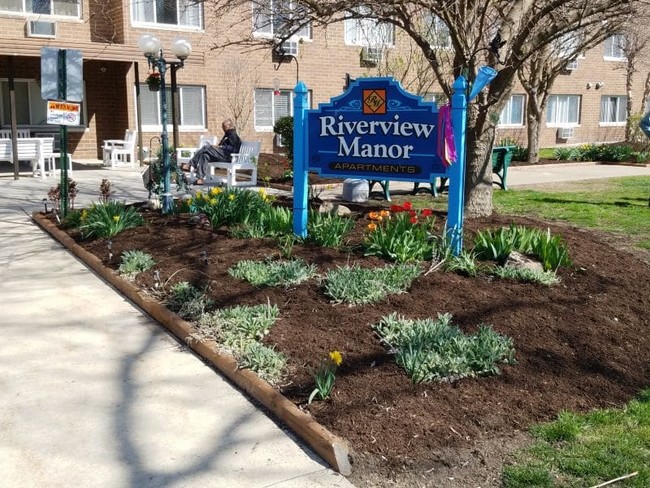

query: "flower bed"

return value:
[40, 196, 650, 487]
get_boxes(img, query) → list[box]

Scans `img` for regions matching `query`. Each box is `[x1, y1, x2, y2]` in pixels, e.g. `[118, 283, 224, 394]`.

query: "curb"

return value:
[31, 212, 353, 476]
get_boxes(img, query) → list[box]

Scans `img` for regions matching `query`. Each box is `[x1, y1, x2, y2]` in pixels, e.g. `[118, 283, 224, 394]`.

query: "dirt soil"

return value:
[64, 198, 650, 488]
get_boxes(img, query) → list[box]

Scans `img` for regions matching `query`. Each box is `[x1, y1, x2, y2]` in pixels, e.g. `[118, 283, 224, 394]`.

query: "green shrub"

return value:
[473, 227, 516, 265]
[364, 204, 437, 263]
[554, 147, 582, 161]
[167, 281, 213, 320]
[79, 201, 144, 239]
[61, 209, 83, 229]
[273, 116, 294, 162]
[323, 263, 421, 305]
[118, 250, 156, 279]
[228, 258, 317, 287]
[188, 187, 272, 229]
[373, 313, 516, 383]
[307, 209, 355, 248]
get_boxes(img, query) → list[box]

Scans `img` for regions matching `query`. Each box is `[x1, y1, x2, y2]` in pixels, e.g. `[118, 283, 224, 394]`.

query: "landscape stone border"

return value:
[32, 211, 353, 476]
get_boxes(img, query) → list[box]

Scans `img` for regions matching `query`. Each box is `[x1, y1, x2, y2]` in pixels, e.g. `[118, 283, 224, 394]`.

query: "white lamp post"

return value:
[138, 34, 192, 214]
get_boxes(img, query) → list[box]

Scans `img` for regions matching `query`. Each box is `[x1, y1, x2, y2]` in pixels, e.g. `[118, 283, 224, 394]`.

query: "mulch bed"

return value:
[58, 198, 649, 487]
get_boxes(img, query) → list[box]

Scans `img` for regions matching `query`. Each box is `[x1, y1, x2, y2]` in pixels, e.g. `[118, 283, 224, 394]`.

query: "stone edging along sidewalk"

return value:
[31, 212, 353, 476]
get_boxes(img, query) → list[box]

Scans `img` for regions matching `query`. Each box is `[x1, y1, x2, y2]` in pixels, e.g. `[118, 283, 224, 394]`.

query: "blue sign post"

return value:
[293, 75, 488, 255]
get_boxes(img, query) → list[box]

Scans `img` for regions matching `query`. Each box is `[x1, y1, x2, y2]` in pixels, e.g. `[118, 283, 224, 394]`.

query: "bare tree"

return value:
[219, 59, 260, 134]
[206, 0, 633, 217]
[518, 28, 623, 164]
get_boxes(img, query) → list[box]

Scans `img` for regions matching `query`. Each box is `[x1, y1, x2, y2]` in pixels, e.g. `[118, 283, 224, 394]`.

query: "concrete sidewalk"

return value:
[0, 165, 353, 488]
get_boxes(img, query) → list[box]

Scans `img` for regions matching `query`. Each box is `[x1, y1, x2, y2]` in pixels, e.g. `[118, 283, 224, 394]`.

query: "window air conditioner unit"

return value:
[565, 59, 578, 70]
[361, 46, 382, 65]
[280, 40, 299, 57]
[26, 20, 56, 38]
[558, 127, 575, 140]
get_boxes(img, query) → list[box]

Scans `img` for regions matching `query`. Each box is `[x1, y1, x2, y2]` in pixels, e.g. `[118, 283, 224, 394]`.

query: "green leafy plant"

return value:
[324, 263, 421, 305]
[118, 250, 155, 279]
[490, 266, 560, 285]
[238, 342, 287, 384]
[167, 281, 214, 320]
[308, 351, 343, 404]
[228, 258, 317, 287]
[307, 209, 354, 248]
[443, 250, 480, 276]
[79, 201, 144, 239]
[473, 227, 516, 265]
[60, 209, 83, 229]
[273, 115, 294, 161]
[529, 228, 571, 271]
[373, 313, 516, 383]
[364, 203, 437, 262]
[230, 204, 292, 238]
[554, 147, 582, 161]
[188, 187, 273, 229]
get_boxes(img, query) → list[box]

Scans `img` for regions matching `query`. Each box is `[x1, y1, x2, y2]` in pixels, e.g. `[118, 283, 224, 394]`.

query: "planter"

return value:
[148, 85, 160, 92]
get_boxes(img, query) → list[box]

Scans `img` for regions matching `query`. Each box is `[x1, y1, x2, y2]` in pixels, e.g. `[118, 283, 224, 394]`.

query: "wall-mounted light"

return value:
[586, 82, 593, 89]
[595, 82, 605, 89]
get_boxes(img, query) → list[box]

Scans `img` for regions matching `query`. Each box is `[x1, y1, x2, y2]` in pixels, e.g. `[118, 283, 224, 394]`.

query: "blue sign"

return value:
[306, 78, 446, 182]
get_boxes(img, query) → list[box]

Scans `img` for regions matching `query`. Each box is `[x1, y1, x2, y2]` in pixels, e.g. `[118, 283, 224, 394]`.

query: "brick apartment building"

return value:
[0, 1, 648, 162]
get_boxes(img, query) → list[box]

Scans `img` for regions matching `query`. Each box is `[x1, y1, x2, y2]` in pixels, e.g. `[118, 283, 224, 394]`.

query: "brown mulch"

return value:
[63, 200, 649, 488]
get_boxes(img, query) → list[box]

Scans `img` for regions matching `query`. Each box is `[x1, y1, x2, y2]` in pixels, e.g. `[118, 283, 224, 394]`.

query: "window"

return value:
[426, 16, 451, 49]
[253, 0, 311, 39]
[0, 0, 80, 17]
[422, 92, 448, 106]
[546, 95, 580, 126]
[345, 7, 394, 47]
[499, 94, 525, 126]
[1, 79, 85, 126]
[138, 85, 206, 129]
[254, 88, 310, 131]
[604, 35, 626, 60]
[600, 96, 627, 124]
[132, 0, 202, 29]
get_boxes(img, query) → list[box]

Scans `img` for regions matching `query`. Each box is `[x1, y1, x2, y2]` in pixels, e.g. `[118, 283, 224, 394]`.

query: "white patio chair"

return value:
[103, 130, 136, 168]
[207, 140, 260, 187]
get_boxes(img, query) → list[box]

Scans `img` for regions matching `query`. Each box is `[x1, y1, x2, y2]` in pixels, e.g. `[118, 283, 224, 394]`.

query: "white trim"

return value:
[131, 21, 203, 32]
[598, 122, 626, 127]
[603, 56, 627, 62]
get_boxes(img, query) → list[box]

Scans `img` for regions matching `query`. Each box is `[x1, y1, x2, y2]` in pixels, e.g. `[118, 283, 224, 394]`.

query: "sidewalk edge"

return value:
[31, 211, 353, 476]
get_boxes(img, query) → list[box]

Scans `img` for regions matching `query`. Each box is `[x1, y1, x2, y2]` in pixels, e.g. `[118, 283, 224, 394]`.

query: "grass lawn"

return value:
[502, 390, 650, 487]
[492, 176, 650, 249]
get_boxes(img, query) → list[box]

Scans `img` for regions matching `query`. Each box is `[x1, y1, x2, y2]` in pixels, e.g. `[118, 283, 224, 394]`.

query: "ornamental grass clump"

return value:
[373, 313, 516, 383]
[79, 201, 144, 239]
[307, 209, 355, 248]
[364, 202, 437, 262]
[308, 351, 343, 404]
[187, 187, 273, 229]
[118, 249, 156, 280]
[324, 263, 421, 305]
[228, 258, 317, 287]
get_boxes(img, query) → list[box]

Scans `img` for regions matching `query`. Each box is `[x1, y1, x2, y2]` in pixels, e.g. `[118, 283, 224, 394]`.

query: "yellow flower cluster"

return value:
[209, 187, 223, 196]
[112, 215, 120, 223]
[329, 350, 343, 366]
[81, 209, 88, 221]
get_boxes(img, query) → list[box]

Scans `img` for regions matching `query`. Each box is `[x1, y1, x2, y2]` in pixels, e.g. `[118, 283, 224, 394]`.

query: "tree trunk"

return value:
[625, 54, 635, 142]
[526, 105, 542, 164]
[464, 108, 496, 218]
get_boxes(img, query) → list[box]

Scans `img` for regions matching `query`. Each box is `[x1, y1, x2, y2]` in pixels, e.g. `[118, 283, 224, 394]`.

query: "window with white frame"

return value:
[426, 15, 451, 49]
[0, 0, 80, 16]
[499, 94, 525, 126]
[254, 88, 310, 131]
[345, 7, 394, 47]
[604, 35, 626, 60]
[132, 0, 202, 28]
[252, 0, 311, 39]
[138, 85, 206, 129]
[600, 95, 627, 124]
[1, 79, 86, 126]
[546, 95, 580, 126]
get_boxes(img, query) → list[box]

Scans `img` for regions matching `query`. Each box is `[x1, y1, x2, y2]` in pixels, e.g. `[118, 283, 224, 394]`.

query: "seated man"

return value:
[182, 119, 241, 185]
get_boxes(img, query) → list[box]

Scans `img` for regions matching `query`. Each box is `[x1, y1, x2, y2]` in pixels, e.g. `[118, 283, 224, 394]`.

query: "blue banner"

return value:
[306, 77, 446, 182]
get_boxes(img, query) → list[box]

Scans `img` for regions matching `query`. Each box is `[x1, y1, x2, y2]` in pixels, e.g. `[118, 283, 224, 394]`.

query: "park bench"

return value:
[205, 140, 260, 188]
[370, 145, 515, 200]
[0, 137, 52, 178]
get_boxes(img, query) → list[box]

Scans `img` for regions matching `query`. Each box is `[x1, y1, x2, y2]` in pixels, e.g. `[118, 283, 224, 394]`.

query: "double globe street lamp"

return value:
[138, 34, 192, 214]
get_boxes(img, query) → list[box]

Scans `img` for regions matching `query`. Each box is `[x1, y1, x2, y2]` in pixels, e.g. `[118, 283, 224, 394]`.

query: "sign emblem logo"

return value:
[363, 89, 386, 114]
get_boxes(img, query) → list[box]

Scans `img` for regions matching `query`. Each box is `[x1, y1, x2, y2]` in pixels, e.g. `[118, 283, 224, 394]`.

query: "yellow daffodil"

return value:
[329, 351, 343, 366]
[195, 191, 203, 200]
[367, 222, 377, 232]
[112, 215, 120, 222]
[209, 197, 217, 205]
[81, 209, 88, 221]
[228, 194, 235, 201]
[209, 187, 222, 196]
